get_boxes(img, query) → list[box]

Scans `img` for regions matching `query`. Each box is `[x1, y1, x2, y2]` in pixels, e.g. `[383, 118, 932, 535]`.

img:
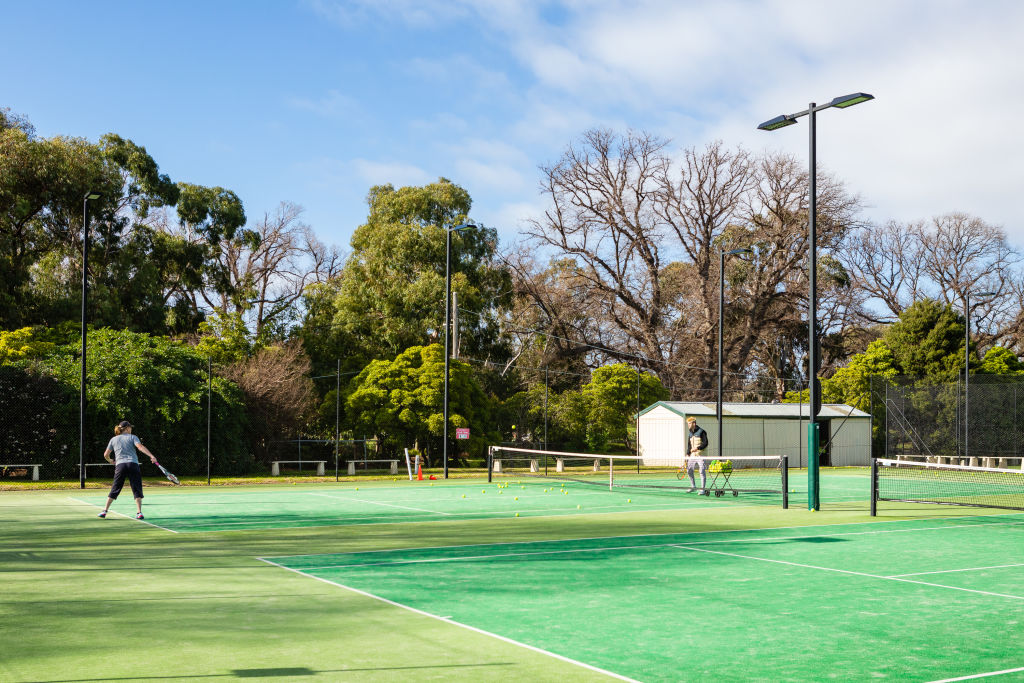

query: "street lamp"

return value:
[443, 223, 476, 479]
[758, 92, 873, 511]
[80, 191, 102, 489]
[964, 290, 996, 464]
[718, 247, 752, 465]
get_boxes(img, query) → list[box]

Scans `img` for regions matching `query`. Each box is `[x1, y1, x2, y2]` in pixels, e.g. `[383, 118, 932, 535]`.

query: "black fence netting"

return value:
[870, 374, 1024, 468]
[3, 338, 828, 488]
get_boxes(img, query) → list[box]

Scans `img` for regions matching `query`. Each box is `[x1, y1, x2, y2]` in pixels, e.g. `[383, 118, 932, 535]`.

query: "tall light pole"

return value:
[80, 191, 102, 489]
[443, 223, 475, 479]
[718, 247, 752, 464]
[758, 92, 873, 511]
[964, 290, 996, 464]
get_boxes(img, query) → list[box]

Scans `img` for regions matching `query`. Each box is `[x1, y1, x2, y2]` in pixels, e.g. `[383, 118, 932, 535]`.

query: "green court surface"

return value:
[68, 469, 867, 533]
[2, 468, 1022, 682]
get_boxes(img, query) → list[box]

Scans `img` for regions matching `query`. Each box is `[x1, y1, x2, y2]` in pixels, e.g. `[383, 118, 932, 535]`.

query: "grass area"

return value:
[2, 469, 1021, 682]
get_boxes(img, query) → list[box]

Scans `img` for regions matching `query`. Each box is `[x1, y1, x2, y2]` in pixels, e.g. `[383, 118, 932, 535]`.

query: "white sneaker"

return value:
[686, 487, 695, 493]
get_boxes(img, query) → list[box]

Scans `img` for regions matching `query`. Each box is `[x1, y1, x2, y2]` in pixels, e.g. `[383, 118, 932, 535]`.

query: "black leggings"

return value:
[109, 462, 143, 500]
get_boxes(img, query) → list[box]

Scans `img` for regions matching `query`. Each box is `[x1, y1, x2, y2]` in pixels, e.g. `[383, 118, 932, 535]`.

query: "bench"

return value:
[347, 459, 399, 475]
[271, 461, 327, 476]
[1, 464, 41, 480]
[492, 458, 601, 474]
[80, 463, 113, 480]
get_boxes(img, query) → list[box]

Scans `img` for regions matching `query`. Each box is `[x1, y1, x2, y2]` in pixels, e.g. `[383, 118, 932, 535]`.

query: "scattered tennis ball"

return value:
[515, 512, 519, 517]
[627, 499, 632, 503]
[481, 489, 486, 493]
[461, 494, 466, 498]
[355, 487, 359, 490]
[576, 505, 580, 509]
[514, 496, 518, 500]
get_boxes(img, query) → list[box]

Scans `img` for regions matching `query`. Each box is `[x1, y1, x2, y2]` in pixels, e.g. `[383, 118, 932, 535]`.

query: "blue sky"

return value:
[4, 0, 1024, 251]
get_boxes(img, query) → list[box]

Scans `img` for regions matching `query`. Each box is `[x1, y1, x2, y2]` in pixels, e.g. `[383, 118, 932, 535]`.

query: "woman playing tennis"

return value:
[97, 420, 158, 520]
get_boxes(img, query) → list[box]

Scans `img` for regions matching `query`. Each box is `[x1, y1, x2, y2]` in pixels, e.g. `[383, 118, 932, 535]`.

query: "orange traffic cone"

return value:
[417, 462, 423, 481]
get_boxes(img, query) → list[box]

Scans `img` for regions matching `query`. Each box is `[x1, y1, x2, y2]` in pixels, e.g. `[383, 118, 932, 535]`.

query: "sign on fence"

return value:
[455, 428, 470, 440]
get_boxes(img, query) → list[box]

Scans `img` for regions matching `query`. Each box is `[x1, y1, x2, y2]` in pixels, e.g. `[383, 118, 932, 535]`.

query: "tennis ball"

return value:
[515, 512, 519, 517]
[627, 499, 631, 503]
[462, 494, 466, 498]
[514, 496, 518, 500]
[482, 489, 486, 493]
[355, 487, 359, 490]
[576, 505, 580, 509]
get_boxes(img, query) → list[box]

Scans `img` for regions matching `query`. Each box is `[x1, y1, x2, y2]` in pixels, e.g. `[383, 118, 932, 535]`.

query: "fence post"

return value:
[544, 365, 548, 450]
[207, 357, 212, 485]
[335, 358, 341, 481]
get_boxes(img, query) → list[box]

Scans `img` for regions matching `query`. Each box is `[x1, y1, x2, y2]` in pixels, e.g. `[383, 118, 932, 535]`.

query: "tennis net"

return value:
[488, 446, 788, 507]
[871, 458, 1024, 514]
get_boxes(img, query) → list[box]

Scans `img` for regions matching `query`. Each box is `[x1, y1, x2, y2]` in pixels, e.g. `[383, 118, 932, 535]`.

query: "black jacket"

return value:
[688, 426, 708, 452]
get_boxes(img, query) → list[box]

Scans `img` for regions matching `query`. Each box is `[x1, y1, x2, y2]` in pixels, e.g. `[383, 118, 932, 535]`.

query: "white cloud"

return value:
[301, 0, 1024, 246]
[351, 159, 432, 187]
[287, 89, 364, 120]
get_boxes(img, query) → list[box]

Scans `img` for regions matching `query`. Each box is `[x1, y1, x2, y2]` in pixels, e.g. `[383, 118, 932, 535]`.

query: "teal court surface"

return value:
[265, 514, 1024, 682]
[4, 467, 1022, 682]
[69, 469, 868, 533]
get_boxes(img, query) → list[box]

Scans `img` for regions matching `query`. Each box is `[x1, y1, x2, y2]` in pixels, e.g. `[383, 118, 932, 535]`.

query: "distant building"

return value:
[638, 401, 871, 468]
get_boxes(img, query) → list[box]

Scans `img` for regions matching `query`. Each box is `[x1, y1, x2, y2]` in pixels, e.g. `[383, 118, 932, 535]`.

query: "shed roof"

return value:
[639, 401, 870, 419]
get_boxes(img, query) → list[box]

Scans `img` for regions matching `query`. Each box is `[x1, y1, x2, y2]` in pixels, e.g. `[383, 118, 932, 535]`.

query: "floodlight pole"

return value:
[79, 192, 101, 489]
[443, 223, 475, 479]
[758, 92, 873, 511]
[718, 248, 751, 464]
[964, 290, 996, 463]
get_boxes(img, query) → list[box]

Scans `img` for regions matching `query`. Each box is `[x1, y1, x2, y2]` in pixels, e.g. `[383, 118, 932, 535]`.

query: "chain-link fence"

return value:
[2, 338, 822, 487]
[871, 374, 1024, 469]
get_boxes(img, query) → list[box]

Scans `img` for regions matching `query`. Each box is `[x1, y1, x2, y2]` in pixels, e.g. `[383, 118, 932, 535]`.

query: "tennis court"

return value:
[265, 514, 1024, 681]
[68, 469, 867, 532]
[3, 466, 1022, 682]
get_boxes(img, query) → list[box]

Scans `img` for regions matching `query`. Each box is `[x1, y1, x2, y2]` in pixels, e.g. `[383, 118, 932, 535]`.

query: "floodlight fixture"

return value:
[829, 92, 874, 108]
[757, 115, 797, 131]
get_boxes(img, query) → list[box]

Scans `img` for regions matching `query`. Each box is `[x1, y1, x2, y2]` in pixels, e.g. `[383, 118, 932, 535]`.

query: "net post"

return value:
[782, 455, 789, 509]
[609, 456, 614, 491]
[870, 457, 878, 516]
[487, 446, 493, 483]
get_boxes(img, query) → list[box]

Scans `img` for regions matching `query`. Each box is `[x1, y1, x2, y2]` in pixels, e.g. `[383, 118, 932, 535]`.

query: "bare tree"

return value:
[220, 340, 315, 457]
[843, 213, 1022, 351]
[206, 202, 344, 337]
[519, 130, 864, 400]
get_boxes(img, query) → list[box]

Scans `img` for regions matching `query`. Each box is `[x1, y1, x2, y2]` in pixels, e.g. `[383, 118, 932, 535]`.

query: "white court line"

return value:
[670, 545, 1024, 601]
[927, 667, 1024, 682]
[305, 491, 451, 515]
[67, 497, 179, 534]
[889, 563, 1024, 578]
[256, 557, 639, 683]
[265, 511, 1024, 558]
[283, 518, 1024, 571]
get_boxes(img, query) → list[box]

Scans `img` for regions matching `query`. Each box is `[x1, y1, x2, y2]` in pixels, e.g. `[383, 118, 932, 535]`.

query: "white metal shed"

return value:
[637, 402, 872, 468]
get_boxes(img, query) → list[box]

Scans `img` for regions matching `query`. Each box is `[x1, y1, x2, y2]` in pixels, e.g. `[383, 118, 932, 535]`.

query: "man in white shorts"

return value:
[685, 416, 709, 493]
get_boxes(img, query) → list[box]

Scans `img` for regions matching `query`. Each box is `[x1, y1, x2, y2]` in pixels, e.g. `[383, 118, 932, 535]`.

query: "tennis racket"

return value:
[153, 460, 180, 485]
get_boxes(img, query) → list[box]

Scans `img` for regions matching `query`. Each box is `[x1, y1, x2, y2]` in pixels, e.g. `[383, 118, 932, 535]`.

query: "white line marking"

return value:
[274, 518, 1024, 565]
[305, 491, 451, 515]
[68, 497, 179, 533]
[256, 557, 640, 682]
[263, 512, 1024, 558]
[889, 563, 1024, 578]
[670, 545, 1024, 600]
[280, 519, 1024, 571]
[927, 667, 1024, 682]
